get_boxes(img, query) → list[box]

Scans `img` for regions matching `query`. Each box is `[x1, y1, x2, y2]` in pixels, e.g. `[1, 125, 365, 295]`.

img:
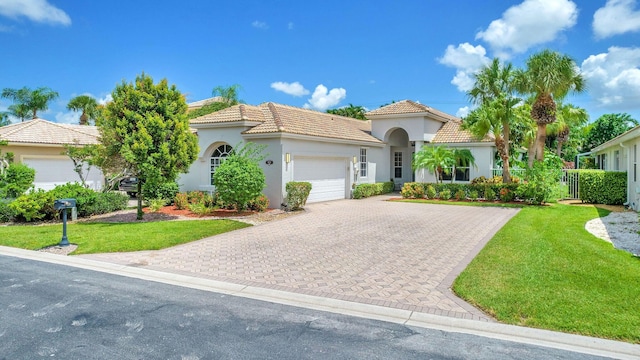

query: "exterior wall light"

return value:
[353, 156, 357, 164]
[285, 153, 291, 164]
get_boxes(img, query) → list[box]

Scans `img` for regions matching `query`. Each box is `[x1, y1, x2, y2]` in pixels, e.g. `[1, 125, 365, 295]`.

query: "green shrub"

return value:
[439, 188, 452, 200]
[148, 198, 165, 212]
[188, 202, 211, 216]
[401, 182, 424, 198]
[142, 181, 179, 204]
[174, 192, 189, 210]
[484, 187, 496, 201]
[578, 170, 626, 205]
[425, 185, 436, 199]
[213, 144, 266, 210]
[353, 182, 394, 199]
[285, 181, 312, 210]
[0, 200, 15, 222]
[79, 192, 128, 216]
[499, 187, 514, 202]
[9, 189, 55, 222]
[248, 194, 270, 212]
[454, 189, 466, 201]
[49, 182, 94, 200]
[187, 191, 206, 204]
[0, 163, 35, 198]
[469, 190, 479, 201]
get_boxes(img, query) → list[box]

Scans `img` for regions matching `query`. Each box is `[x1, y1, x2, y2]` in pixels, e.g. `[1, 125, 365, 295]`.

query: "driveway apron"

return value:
[81, 196, 519, 321]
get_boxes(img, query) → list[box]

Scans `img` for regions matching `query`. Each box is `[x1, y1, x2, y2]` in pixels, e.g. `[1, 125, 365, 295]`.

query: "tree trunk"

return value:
[556, 139, 563, 157]
[136, 180, 144, 220]
[534, 123, 547, 162]
[502, 120, 511, 183]
[80, 112, 88, 126]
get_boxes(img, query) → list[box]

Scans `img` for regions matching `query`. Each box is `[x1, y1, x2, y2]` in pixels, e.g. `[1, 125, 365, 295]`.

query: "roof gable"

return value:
[365, 100, 457, 122]
[0, 118, 99, 146]
[432, 119, 494, 143]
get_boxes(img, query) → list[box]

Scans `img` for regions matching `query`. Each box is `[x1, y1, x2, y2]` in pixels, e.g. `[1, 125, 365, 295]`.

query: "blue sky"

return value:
[1, 0, 639, 125]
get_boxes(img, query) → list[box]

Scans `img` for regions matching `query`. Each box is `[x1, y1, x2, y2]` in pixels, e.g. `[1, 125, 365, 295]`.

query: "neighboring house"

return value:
[0, 118, 103, 190]
[592, 124, 640, 210]
[180, 100, 496, 207]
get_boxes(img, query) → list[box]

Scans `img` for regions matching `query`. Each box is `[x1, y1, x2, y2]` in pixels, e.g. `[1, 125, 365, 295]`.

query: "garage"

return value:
[293, 156, 348, 203]
[22, 157, 103, 191]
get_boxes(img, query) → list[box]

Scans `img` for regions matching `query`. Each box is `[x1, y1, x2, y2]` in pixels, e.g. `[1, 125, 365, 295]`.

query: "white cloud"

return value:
[475, 0, 577, 55]
[55, 111, 78, 124]
[270, 81, 309, 97]
[252, 20, 268, 30]
[581, 46, 640, 110]
[0, 0, 71, 26]
[304, 84, 347, 111]
[439, 43, 491, 92]
[98, 94, 112, 105]
[456, 106, 471, 118]
[593, 0, 640, 39]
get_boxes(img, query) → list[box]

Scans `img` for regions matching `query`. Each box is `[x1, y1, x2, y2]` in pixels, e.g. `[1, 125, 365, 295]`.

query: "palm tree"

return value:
[451, 148, 477, 183]
[212, 84, 242, 105]
[1, 86, 59, 120]
[412, 145, 455, 183]
[327, 104, 367, 120]
[0, 112, 10, 126]
[67, 95, 99, 125]
[515, 50, 585, 163]
[546, 102, 589, 157]
[466, 58, 520, 183]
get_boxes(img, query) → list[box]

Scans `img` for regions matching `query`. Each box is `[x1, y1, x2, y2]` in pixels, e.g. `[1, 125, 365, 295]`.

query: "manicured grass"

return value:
[453, 204, 640, 343]
[394, 198, 525, 208]
[0, 220, 251, 255]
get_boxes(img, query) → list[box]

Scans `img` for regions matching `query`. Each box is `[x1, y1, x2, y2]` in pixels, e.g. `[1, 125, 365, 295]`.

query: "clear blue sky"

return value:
[1, 0, 639, 124]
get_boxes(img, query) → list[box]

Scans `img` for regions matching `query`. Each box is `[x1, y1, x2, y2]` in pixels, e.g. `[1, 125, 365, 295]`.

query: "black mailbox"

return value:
[54, 198, 76, 210]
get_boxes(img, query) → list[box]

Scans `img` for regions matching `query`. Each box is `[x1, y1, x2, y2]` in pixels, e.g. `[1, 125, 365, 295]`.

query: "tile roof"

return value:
[365, 99, 457, 121]
[0, 118, 100, 146]
[187, 96, 225, 109]
[190, 102, 383, 144]
[431, 119, 493, 143]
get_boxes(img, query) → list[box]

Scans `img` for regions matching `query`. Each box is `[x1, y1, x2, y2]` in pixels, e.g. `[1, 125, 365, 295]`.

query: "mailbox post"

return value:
[54, 199, 76, 246]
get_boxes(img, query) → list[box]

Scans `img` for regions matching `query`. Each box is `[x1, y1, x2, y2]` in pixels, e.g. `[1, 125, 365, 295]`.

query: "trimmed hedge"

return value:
[353, 182, 394, 199]
[401, 182, 520, 201]
[285, 181, 312, 210]
[579, 170, 626, 205]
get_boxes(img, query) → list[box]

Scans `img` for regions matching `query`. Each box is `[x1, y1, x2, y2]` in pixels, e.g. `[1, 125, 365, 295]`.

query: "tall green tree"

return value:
[67, 95, 99, 125]
[212, 84, 242, 105]
[97, 73, 199, 219]
[327, 104, 367, 120]
[466, 58, 520, 183]
[412, 145, 454, 183]
[583, 113, 638, 151]
[515, 50, 585, 162]
[546, 103, 589, 159]
[1, 86, 59, 120]
[0, 112, 9, 126]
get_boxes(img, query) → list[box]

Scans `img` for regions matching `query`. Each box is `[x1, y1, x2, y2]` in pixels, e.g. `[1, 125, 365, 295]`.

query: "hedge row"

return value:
[577, 170, 626, 205]
[401, 182, 521, 201]
[352, 182, 394, 199]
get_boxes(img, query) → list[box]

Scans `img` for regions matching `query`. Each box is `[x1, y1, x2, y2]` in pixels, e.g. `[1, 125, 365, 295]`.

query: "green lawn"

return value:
[453, 204, 640, 343]
[0, 220, 251, 255]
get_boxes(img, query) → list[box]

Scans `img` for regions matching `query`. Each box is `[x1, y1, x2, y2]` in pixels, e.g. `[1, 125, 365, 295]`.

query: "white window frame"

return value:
[394, 151, 402, 179]
[210, 144, 233, 185]
[359, 148, 368, 178]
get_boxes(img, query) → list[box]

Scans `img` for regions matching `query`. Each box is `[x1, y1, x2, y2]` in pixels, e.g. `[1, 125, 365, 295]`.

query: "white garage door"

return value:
[22, 157, 103, 191]
[294, 156, 347, 203]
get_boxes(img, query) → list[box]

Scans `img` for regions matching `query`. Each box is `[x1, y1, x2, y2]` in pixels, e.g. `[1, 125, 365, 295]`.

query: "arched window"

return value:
[210, 144, 232, 185]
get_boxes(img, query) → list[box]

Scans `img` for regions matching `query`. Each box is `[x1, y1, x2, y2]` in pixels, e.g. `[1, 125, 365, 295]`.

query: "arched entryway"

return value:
[385, 128, 412, 189]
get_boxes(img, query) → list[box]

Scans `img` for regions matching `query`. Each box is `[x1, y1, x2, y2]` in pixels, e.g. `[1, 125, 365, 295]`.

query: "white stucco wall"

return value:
[370, 116, 444, 143]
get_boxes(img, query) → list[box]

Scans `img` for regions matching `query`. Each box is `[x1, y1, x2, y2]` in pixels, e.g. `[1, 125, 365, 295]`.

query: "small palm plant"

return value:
[413, 145, 455, 183]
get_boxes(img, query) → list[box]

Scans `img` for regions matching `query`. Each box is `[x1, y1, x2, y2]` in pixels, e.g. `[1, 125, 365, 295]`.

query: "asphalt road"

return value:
[0, 255, 611, 360]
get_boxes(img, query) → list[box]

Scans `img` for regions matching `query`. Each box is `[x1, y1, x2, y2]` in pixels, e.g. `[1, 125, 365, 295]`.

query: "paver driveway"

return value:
[81, 196, 519, 321]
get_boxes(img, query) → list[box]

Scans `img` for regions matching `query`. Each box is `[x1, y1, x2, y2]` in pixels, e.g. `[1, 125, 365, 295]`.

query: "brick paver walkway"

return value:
[81, 196, 519, 321]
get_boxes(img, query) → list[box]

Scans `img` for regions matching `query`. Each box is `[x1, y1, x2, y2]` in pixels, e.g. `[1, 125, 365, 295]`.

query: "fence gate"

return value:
[562, 170, 579, 199]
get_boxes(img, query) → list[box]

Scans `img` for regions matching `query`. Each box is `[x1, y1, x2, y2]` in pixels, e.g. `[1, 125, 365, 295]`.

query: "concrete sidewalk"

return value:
[81, 195, 517, 321]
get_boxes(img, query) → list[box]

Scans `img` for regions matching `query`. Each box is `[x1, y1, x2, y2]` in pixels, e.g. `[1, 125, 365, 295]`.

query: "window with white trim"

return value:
[210, 144, 233, 185]
[394, 151, 402, 178]
[359, 148, 367, 178]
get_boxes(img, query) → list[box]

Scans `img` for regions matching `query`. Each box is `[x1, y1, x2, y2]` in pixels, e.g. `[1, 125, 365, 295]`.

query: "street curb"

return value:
[2, 246, 639, 359]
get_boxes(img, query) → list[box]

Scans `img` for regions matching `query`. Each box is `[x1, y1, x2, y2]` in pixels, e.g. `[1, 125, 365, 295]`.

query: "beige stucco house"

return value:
[0, 118, 103, 190]
[180, 100, 496, 207]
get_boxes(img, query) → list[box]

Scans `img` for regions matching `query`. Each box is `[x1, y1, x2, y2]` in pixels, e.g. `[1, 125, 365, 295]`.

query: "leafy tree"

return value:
[546, 102, 589, 160]
[63, 142, 99, 187]
[213, 142, 266, 210]
[466, 58, 520, 182]
[97, 73, 199, 219]
[514, 50, 585, 163]
[0, 112, 9, 126]
[1, 86, 59, 120]
[412, 145, 454, 183]
[67, 95, 99, 125]
[583, 113, 638, 151]
[327, 104, 367, 120]
[0, 163, 35, 198]
[212, 84, 242, 105]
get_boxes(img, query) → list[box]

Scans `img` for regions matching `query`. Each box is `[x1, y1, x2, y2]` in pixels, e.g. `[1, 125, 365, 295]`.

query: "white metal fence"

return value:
[492, 168, 580, 199]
